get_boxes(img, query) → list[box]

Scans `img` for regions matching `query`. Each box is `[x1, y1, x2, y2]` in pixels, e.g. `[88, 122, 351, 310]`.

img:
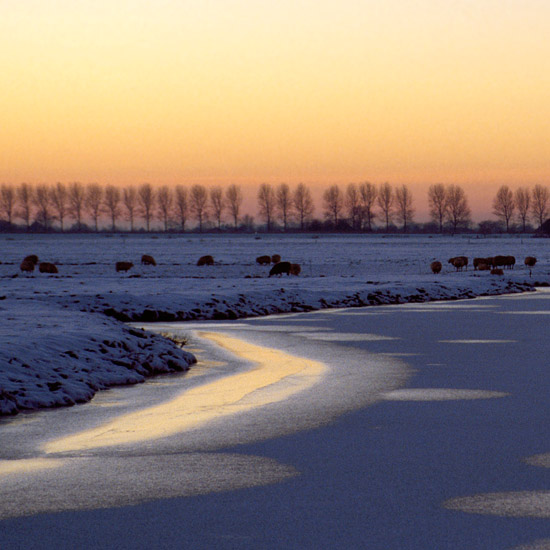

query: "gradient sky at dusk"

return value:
[2, 0, 549, 219]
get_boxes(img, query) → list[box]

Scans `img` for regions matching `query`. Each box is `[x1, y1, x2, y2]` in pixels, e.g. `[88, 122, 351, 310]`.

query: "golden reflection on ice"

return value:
[0, 458, 62, 476]
[44, 332, 327, 454]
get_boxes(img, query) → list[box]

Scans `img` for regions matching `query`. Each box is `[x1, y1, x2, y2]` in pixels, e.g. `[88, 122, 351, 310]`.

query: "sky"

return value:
[2, 0, 549, 219]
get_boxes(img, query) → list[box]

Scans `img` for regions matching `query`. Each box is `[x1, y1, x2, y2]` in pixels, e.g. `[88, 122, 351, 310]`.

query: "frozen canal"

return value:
[2, 289, 550, 549]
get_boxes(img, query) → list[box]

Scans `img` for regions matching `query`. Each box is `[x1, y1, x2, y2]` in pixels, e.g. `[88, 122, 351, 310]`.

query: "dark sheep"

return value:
[256, 255, 271, 265]
[525, 256, 537, 277]
[448, 256, 468, 271]
[290, 263, 301, 276]
[430, 261, 442, 274]
[197, 255, 214, 266]
[491, 268, 504, 276]
[39, 262, 58, 274]
[141, 254, 156, 266]
[116, 261, 134, 272]
[505, 255, 516, 269]
[20, 259, 35, 273]
[271, 254, 281, 264]
[269, 261, 291, 277]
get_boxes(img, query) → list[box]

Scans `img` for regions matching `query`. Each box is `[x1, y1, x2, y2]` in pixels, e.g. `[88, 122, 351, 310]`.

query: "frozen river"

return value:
[2, 289, 550, 549]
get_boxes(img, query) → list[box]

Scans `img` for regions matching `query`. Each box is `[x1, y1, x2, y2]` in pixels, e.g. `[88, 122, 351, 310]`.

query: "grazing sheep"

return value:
[271, 254, 281, 264]
[116, 261, 133, 272]
[430, 261, 442, 274]
[448, 256, 468, 271]
[20, 259, 35, 273]
[23, 254, 39, 266]
[492, 255, 508, 269]
[290, 263, 301, 276]
[39, 262, 58, 274]
[269, 261, 291, 277]
[197, 255, 214, 266]
[491, 268, 504, 276]
[525, 256, 537, 277]
[505, 255, 516, 269]
[256, 255, 271, 265]
[141, 254, 156, 266]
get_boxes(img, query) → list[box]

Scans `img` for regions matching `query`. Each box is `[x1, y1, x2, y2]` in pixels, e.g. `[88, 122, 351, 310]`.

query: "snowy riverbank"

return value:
[1, 233, 548, 415]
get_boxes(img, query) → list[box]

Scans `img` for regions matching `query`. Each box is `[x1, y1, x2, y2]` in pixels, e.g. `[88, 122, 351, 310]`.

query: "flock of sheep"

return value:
[18, 252, 302, 277]
[18, 251, 538, 278]
[431, 255, 537, 276]
[19, 254, 58, 274]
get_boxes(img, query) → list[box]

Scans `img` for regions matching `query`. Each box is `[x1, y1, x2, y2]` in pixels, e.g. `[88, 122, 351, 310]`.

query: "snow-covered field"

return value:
[1, 232, 548, 415]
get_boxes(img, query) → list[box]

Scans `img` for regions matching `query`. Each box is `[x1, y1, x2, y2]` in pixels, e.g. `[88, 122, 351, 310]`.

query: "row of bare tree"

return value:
[0, 181, 548, 232]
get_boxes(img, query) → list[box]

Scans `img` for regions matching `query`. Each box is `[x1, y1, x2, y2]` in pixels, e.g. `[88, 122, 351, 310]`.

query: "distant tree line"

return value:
[0, 180, 548, 234]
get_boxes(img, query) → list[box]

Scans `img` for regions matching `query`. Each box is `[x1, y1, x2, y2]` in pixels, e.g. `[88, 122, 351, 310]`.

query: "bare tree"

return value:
[323, 184, 343, 227]
[68, 182, 86, 230]
[51, 182, 68, 231]
[257, 183, 275, 231]
[0, 184, 16, 226]
[514, 187, 531, 233]
[86, 183, 103, 231]
[190, 184, 208, 231]
[123, 186, 138, 231]
[492, 185, 515, 232]
[157, 185, 173, 231]
[275, 183, 292, 231]
[33, 184, 55, 229]
[174, 185, 189, 231]
[358, 181, 377, 231]
[531, 184, 549, 230]
[428, 183, 448, 233]
[377, 182, 393, 231]
[138, 183, 155, 231]
[209, 186, 225, 230]
[225, 184, 243, 228]
[345, 183, 362, 230]
[17, 182, 34, 230]
[446, 184, 471, 233]
[395, 184, 415, 232]
[104, 185, 121, 231]
[292, 183, 314, 230]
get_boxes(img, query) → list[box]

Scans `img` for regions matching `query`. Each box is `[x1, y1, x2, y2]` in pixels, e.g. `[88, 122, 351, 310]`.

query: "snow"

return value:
[1, 232, 548, 415]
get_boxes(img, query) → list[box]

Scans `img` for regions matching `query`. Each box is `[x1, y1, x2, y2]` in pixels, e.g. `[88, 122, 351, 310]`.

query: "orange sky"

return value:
[1, 0, 549, 220]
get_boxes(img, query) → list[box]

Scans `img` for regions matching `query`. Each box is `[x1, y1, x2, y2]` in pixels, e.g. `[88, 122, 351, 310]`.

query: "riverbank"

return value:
[1, 233, 547, 415]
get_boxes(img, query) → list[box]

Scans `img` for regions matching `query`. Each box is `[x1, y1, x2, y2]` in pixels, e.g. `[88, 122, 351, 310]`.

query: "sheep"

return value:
[448, 256, 468, 271]
[141, 254, 156, 266]
[492, 255, 508, 269]
[20, 259, 35, 273]
[525, 256, 537, 277]
[290, 263, 301, 276]
[478, 262, 491, 271]
[116, 261, 133, 272]
[473, 257, 492, 270]
[505, 255, 516, 269]
[256, 255, 271, 265]
[490, 268, 504, 276]
[271, 254, 281, 264]
[197, 255, 214, 266]
[23, 254, 39, 266]
[269, 261, 291, 277]
[39, 262, 58, 274]
[430, 261, 442, 274]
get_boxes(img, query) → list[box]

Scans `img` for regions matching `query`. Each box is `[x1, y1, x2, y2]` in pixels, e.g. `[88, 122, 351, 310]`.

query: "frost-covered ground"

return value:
[1, 232, 548, 415]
